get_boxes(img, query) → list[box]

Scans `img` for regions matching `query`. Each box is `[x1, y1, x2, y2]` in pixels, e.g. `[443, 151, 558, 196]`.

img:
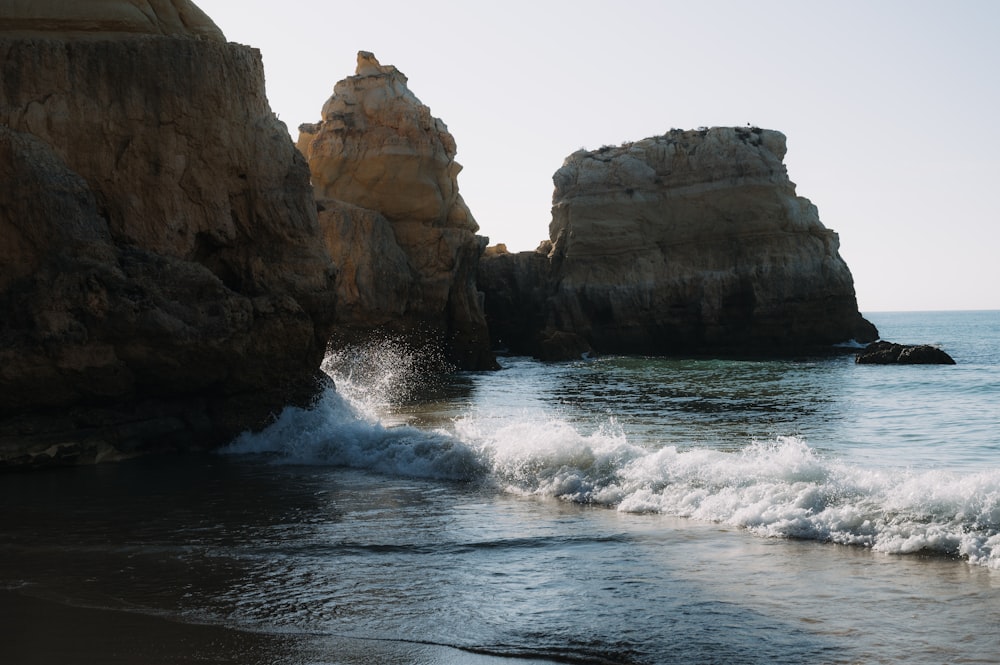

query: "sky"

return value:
[196, 0, 999, 312]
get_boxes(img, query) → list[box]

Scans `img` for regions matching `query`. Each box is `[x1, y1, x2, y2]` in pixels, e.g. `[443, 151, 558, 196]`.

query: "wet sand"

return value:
[2, 589, 293, 665]
[2, 589, 561, 665]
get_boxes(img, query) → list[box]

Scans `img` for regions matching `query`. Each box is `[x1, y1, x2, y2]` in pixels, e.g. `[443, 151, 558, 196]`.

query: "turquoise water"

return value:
[2, 311, 999, 663]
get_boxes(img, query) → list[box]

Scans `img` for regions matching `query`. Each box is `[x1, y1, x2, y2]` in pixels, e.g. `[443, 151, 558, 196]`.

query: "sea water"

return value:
[2, 311, 999, 664]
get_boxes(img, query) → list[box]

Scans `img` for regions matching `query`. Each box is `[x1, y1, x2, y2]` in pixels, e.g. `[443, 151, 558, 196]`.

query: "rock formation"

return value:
[297, 52, 495, 370]
[856, 341, 956, 365]
[480, 127, 877, 359]
[0, 2, 337, 466]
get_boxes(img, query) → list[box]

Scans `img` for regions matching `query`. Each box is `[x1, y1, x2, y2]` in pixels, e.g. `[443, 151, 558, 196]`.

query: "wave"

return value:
[224, 387, 484, 480]
[224, 348, 1000, 569]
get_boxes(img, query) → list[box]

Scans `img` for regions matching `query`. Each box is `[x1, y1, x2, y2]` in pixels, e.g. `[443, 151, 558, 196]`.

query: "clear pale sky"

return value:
[197, 0, 998, 312]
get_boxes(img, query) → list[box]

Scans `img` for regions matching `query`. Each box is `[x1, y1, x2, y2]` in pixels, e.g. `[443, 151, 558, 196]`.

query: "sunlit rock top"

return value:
[0, 0, 225, 41]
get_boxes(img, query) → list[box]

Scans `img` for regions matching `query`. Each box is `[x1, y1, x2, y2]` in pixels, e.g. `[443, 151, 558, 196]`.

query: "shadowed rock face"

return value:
[480, 128, 877, 359]
[297, 52, 496, 371]
[0, 9, 337, 466]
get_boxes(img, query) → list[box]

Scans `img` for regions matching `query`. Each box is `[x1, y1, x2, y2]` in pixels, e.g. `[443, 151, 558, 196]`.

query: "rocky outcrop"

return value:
[856, 341, 956, 365]
[0, 5, 337, 466]
[480, 127, 877, 359]
[297, 52, 495, 370]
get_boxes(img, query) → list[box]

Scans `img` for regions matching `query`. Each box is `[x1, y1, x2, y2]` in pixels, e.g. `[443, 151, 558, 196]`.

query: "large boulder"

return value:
[480, 127, 878, 358]
[0, 4, 337, 466]
[297, 52, 495, 370]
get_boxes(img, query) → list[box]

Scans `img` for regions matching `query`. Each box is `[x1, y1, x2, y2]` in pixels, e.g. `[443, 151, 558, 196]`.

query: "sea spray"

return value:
[320, 336, 453, 420]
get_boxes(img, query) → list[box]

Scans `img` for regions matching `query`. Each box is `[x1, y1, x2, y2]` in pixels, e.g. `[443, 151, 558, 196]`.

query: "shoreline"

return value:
[2, 589, 561, 665]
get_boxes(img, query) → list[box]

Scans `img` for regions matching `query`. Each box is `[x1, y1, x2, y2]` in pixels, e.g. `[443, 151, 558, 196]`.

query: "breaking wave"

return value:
[224, 346, 1000, 569]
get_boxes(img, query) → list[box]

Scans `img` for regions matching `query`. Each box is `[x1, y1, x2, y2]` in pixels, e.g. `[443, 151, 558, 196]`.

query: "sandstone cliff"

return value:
[0, 4, 337, 466]
[480, 127, 877, 359]
[297, 52, 495, 370]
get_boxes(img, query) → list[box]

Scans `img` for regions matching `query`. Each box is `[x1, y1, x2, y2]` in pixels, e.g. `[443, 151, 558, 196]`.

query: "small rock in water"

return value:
[855, 341, 956, 365]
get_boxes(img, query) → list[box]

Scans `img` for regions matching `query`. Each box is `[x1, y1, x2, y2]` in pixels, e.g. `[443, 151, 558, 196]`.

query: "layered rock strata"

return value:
[297, 52, 495, 370]
[0, 0, 225, 41]
[480, 127, 877, 359]
[0, 5, 337, 466]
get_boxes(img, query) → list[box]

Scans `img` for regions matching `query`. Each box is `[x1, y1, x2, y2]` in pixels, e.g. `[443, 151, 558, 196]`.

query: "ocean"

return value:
[2, 310, 998, 664]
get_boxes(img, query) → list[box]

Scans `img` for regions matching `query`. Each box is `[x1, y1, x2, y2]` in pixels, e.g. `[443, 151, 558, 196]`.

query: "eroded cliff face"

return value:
[480, 127, 877, 359]
[297, 52, 495, 370]
[0, 6, 337, 466]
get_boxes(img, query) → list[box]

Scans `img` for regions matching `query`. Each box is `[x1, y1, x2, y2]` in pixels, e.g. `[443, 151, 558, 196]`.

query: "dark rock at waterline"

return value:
[855, 341, 956, 365]
[536, 331, 595, 362]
